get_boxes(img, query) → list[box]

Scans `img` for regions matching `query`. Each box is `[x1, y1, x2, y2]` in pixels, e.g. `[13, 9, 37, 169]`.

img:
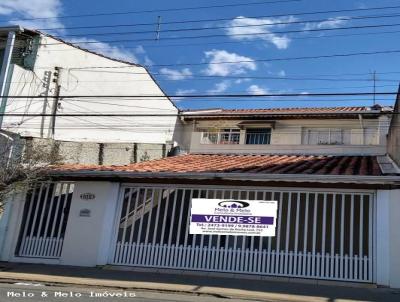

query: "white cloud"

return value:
[176, 88, 196, 95]
[159, 68, 192, 80]
[203, 49, 256, 76]
[235, 78, 251, 84]
[0, 0, 151, 65]
[207, 81, 231, 94]
[0, 0, 64, 32]
[226, 16, 296, 49]
[173, 88, 197, 102]
[277, 70, 286, 77]
[304, 17, 348, 31]
[69, 38, 140, 63]
[247, 84, 270, 95]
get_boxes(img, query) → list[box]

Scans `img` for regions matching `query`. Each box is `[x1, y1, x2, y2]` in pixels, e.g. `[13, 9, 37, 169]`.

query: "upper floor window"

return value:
[305, 128, 346, 145]
[201, 128, 240, 144]
[245, 128, 271, 145]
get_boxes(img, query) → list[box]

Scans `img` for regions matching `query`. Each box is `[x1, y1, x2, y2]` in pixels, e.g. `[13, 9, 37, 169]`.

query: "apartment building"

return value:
[0, 26, 180, 164]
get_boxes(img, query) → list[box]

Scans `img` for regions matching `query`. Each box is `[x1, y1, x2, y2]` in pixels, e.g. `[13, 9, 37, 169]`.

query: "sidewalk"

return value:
[0, 262, 399, 302]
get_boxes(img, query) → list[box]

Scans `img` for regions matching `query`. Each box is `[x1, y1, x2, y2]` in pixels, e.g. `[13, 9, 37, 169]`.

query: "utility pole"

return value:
[156, 16, 162, 41]
[49, 67, 61, 138]
[372, 70, 376, 105]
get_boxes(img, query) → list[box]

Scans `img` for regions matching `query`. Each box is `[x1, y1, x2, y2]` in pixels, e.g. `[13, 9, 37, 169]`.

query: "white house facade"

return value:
[1, 105, 400, 288]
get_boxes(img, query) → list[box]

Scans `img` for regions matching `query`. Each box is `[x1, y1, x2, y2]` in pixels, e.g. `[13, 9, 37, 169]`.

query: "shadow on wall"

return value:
[387, 85, 400, 166]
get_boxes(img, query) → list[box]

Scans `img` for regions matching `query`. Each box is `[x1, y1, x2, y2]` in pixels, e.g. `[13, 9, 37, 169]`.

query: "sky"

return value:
[0, 0, 399, 110]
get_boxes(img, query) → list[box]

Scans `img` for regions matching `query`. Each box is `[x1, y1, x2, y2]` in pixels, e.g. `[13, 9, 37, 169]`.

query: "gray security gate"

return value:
[16, 182, 74, 259]
[111, 185, 375, 283]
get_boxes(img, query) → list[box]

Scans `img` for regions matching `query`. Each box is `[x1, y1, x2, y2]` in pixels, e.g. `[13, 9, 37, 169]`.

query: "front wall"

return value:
[111, 184, 375, 283]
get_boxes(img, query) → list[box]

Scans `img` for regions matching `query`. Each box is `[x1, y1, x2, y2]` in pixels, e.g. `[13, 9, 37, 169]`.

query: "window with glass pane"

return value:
[201, 128, 240, 144]
[245, 128, 271, 144]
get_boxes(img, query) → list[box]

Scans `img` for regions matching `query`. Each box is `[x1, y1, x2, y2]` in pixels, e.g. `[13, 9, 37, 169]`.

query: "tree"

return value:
[0, 133, 62, 213]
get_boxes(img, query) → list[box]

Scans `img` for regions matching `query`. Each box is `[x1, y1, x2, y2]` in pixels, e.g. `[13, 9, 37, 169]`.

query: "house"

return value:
[1, 103, 399, 288]
[0, 26, 180, 164]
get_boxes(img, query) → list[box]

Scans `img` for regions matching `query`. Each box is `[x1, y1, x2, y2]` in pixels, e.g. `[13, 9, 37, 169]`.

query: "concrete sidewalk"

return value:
[0, 262, 399, 302]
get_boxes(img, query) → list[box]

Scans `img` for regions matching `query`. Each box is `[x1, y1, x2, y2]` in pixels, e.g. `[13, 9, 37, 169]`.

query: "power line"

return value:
[0, 0, 299, 24]
[50, 48, 400, 69]
[36, 3, 400, 31]
[0, 92, 398, 99]
[40, 22, 400, 46]
[23, 28, 400, 52]
[4, 73, 399, 83]
[57, 12, 400, 38]
[1, 111, 398, 117]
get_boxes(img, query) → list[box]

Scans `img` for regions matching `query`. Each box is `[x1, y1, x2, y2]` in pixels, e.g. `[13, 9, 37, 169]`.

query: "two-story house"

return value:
[2, 102, 400, 288]
[0, 26, 180, 164]
[179, 105, 392, 156]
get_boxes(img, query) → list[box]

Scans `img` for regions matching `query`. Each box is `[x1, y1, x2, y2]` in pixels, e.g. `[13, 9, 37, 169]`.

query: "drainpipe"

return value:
[0, 131, 14, 168]
[358, 114, 364, 145]
[0, 31, 16, 128]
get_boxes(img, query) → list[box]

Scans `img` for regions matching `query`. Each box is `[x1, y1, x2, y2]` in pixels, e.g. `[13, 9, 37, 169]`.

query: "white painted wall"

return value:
[60, 181, 120, 267]
[185, 118, 388, 155]
[2, 35, 179, 144]
[376, 189, 400, 288]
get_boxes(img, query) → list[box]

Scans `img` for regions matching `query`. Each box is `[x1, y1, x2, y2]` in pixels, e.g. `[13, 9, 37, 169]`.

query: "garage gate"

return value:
[110, 185, 375, 283]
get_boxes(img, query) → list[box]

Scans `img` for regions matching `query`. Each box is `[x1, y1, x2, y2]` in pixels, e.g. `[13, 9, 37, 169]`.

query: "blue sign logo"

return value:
[218, 200, 250, 209]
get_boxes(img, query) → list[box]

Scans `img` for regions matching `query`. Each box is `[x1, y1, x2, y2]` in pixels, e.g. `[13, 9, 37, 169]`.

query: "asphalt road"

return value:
[0, 283, 253, 302]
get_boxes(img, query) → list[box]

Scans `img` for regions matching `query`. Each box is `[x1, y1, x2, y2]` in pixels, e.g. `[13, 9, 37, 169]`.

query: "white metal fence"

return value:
[111, 185, 374, 283]
[16, 182, 74, 258]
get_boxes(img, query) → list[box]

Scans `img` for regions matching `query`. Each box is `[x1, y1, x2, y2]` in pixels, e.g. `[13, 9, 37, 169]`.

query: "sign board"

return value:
[190, 199, 277, 237]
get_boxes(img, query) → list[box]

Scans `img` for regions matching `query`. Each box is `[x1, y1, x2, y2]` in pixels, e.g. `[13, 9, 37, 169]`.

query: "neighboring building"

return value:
[179, 105, 392, 155]
[0, 26, 180, 164]
[1, 104, 400, 288]
[387, 85, 400, 166]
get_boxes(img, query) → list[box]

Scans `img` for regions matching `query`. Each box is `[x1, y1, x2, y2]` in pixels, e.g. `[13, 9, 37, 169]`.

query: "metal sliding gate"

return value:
[16, 182, 74, 259]
[111, 186, 375, 283]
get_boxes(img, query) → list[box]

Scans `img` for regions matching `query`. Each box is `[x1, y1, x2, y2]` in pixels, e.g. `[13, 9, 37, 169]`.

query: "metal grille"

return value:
[111, 186, 374, 282]
[16, 182, 74, 258]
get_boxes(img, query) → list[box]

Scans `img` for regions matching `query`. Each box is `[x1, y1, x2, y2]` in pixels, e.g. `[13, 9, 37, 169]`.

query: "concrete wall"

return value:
[185, 118, 389, 155]
[61, 181, 120, 266]
[387, 89, 400, 165]
[3, 136, 171, 165]
[1, 35, 180, 144]
[376, 189, 400, 288]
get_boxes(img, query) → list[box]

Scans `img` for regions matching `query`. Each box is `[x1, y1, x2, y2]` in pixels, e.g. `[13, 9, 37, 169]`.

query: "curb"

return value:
[0, 274, 328, 302]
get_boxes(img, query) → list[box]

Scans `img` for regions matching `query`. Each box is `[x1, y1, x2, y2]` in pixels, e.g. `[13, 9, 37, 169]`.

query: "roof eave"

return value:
[48, 170, 400, 185]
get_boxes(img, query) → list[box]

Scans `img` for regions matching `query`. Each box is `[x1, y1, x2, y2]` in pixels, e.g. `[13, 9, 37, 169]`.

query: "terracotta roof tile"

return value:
[54, 154, 384, 176]
[182, 106, 394, 117]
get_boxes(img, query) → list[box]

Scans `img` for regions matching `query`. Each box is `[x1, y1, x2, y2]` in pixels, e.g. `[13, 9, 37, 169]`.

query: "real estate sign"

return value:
[190, 199, 277, 236]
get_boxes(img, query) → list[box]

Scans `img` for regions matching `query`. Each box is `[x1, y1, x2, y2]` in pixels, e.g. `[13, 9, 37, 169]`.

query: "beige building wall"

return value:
[183, 118, 389, 155]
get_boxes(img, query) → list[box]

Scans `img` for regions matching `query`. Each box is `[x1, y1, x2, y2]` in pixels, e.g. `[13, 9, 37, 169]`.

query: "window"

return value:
[245, 128, 271, 145]
[305, 128, 345, 145]
[201, 128, 240, 144]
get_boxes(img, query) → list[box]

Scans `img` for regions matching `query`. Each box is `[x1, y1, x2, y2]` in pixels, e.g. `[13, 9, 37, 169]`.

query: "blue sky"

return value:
[0, 0, 399, 109]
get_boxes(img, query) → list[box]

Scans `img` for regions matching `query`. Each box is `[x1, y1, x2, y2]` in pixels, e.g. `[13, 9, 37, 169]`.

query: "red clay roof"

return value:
[55, 154, 383, 176]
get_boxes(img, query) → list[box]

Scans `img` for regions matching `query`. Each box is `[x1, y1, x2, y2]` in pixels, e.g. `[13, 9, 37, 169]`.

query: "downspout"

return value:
[358, 114, 364, 145]
[0, 131, 14, 168]
[0, 31, 16, 128]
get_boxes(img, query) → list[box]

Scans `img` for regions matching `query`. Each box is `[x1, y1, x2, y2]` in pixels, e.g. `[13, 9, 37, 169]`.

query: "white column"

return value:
[388, 190, 400, 288]
[376, 190, 390, 286]
[0, 31, 16, 127]
[0, 191, 25, 261]
[60, 181, 120, 267]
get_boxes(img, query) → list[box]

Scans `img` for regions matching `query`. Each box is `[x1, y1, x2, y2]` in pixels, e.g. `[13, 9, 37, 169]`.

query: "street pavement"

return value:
[0, 283, 250, 302]
[1, 262, 400, 301]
